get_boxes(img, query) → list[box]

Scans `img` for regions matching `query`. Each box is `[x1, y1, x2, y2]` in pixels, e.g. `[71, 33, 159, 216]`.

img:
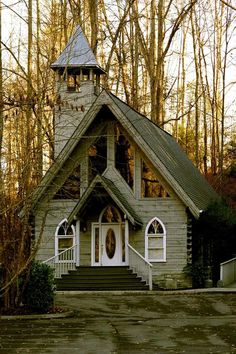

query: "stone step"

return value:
[56, 283, 148, 291]
[61, 275, 140, 281]
[69, 266, 133, 275]
[55, 266, 149, 291]
[57, 277, 144, 285]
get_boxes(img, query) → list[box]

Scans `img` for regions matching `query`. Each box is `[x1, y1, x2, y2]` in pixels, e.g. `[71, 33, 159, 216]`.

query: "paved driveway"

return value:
[0, 291, 236, 353]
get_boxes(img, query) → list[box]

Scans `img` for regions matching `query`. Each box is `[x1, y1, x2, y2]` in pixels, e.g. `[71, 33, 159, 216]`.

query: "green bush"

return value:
[192, 200, 236, 285]
[23, 261, 55, 312]
[184, 263, 209, 288]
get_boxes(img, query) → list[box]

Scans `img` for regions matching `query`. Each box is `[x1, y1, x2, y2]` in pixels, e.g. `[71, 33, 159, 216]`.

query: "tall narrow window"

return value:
[94, 227, 100, 263]
[145, 218, 166, 262]
[55, 219, 75, 261]
[115, 126, 134, 190]
[141, 160, 170, 198]
[54, 164, 80, 199]
[88, 134, 107, 182]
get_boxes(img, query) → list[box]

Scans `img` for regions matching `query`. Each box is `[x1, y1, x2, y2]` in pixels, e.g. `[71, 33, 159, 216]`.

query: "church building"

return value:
[30, 26, 217, 290]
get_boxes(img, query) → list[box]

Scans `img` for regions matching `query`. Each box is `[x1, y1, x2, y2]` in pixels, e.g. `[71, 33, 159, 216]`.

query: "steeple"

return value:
[51, 26, 105, 158]
[51, 25, 105, 75]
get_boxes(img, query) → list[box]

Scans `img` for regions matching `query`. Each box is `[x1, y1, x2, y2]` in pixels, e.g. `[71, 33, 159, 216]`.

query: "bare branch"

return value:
[220, 0, 236, 11]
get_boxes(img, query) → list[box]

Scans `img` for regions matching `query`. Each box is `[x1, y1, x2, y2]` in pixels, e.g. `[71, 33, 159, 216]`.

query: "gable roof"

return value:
[51, 25, 105, 74]
[28, 90, 218, 219]
[67, 175, 143, 226]
[107, 92, 218, 214]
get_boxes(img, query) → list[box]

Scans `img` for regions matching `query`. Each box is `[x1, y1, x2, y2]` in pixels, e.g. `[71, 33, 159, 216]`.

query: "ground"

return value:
[0, 291, 236, 353]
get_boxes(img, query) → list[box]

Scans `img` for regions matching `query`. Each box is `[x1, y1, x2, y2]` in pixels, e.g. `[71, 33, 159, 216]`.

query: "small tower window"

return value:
[67, 74, 80, 92]
[67, 74, 76, 91]
[82, 73, 89, 81]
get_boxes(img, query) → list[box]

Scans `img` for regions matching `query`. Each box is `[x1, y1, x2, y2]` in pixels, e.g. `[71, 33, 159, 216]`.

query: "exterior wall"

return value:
[79, 227, 91, 266]
[103, 138, 191, 288]
[128, 198, 190, 289]
[35, 200, 77, 262]
[35, 101, 192, 288]
[54, 79, 97, 157]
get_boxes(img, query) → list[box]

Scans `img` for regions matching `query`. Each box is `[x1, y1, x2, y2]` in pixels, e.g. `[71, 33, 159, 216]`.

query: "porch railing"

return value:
[220, 257, 236, 286]
[43, 244, 78, 278]
[128, 243, 153, 290]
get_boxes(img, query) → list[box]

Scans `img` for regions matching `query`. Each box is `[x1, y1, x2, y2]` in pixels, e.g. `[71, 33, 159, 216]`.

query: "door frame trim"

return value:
[91, 221, 129, 266]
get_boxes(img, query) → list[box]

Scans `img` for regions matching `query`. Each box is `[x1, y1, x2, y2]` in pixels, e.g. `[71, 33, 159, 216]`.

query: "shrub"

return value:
[192, 200, 236, 285]
[184, 263, 209, 288]
[23, 261, 55, 312]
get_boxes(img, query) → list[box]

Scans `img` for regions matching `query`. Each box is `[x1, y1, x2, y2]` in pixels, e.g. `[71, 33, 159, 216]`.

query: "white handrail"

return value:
[43, 244, 78, 278]
[128, 243, 153, 290]
[220, 257, 236, 286]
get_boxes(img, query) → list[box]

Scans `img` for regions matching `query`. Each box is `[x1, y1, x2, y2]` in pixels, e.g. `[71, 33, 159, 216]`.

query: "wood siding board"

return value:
[35, 201, 77, 262]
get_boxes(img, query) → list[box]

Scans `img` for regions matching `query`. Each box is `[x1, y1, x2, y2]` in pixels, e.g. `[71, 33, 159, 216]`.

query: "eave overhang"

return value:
[67, 175, 143, 227]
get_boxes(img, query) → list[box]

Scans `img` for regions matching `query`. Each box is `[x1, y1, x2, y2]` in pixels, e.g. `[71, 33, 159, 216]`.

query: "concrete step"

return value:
[55, 266, 149, 291]
[61, 274, 141, 282]
[69, 266, 133, 275]
[56, 282, 149, 291]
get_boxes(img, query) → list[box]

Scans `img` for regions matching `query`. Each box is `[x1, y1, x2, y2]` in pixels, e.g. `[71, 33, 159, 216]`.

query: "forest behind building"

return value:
[0, 0, 236, 208]
[0, 0, 236, 308]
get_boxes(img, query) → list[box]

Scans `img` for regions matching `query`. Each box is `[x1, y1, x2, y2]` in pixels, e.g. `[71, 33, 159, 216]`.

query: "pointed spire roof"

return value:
[51, 25, 105, 74]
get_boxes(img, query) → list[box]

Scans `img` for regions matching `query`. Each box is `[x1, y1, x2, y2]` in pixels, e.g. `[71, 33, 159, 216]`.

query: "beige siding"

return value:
[35, 200, 77, 262]
[128, 197, 188, 285]
[35, 110, 190, 288]
[54, 80, 97, 157]
[79, 222, 94, 266]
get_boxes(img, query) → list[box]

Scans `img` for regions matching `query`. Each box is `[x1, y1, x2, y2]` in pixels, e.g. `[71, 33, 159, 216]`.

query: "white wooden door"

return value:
[101, 224, 121, 266]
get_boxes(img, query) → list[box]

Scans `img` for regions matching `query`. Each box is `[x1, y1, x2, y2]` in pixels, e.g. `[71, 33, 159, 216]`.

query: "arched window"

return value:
[145, 217, 166, 262]
[55, 219, 75, 260]
[100, 205, 122, 223]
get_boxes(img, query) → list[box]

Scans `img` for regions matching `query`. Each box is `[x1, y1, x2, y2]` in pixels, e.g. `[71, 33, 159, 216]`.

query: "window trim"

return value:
[145, 217, 166, 262]
[55, 219, 76, 261]
[115, 127, 135, 192]
[141, 159, 170, 199]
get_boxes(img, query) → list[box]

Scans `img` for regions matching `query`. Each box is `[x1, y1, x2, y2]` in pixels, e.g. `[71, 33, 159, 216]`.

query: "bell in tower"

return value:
[51, 25, 106, 158]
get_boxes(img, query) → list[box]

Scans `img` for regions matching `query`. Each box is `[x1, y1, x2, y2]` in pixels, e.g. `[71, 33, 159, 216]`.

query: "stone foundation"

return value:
[153, 273, 192, 289]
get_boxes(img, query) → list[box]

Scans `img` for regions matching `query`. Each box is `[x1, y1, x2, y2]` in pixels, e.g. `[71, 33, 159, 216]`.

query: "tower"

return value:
[51, 26, 105, 157]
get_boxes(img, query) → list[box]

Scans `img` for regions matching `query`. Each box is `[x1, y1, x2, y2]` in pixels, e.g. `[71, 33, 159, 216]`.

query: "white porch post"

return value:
[149, 266, 153, 290]
[125, 219, 129, 265]
[76, 219, 80, 266]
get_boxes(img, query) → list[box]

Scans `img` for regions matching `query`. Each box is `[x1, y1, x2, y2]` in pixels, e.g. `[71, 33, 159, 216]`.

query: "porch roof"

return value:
[67, 175, 143, 227]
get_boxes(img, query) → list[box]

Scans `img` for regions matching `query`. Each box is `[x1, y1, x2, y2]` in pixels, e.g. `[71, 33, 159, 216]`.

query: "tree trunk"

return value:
[155, 0, 164, 124]
[0, 0, 3, 181]
[88, 0, 98, 55]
